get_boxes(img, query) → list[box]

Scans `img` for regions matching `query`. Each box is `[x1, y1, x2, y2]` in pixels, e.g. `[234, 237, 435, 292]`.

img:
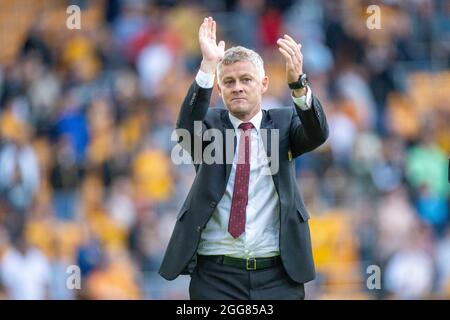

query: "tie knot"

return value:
[239, 122, 254, 132]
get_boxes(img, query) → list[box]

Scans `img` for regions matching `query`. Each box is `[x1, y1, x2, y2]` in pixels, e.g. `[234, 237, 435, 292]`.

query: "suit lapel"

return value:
[260, 109, 279, 194]
[260, 109, 273, 158]
[221, 110, 236, 183]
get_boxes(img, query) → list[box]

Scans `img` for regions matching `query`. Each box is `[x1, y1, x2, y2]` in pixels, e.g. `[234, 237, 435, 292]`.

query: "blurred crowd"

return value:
[0, 0, 449, 299]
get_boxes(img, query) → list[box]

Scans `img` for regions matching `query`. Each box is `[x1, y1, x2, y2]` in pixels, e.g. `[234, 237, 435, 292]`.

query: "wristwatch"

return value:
[288, 73, 308, 90]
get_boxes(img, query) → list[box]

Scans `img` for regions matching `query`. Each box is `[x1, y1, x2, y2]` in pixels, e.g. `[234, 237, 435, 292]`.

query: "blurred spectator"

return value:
[0, 230, 51, 300]
[50, 135, 82, 221]
[327, 101, 358, 167]
[406, 129, 449, 199]
[132, 147, 173, 203]
[49, 237, 76, 300]
[107, 177, 137, 231]
[52, 90, 89, 165]
[0, 117, 39, 235]
[25, 58, 60, 134]
[85, 248, 141, 299]
[376, 187, 420, 263]
[436, 227, 450, 296]
[228, 0, 264, 49]
[136, 41, 175, 98]
[20, 21, 52, 66]
[370, 138, 405, 194]
[75, 225, 104, 280]
[112, 0, 148, 49]
[384, 226, 435, 299]
[415, 184, 449, 236]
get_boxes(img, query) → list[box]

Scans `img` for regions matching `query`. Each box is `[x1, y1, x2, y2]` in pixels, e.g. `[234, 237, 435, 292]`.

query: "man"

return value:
[159, 17, 329, 300]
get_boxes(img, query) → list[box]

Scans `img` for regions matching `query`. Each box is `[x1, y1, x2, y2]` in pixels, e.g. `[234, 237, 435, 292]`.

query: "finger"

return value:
[281, 36, 301, 58]
[279, 47, 302, 76]
[209, 17, 214, 38]
[199, 18, 207, 39]
[283, 34, 301, 52]
[199, 18, 204, 33]
[281, 40, 303, 69]
[212, 20, 216, 41]
[207, 17, 212, 40]
[218, 40, 225, 51]
[278, 47, 295, 69]
[277, 39, 296, 57]
[283, 34, 298, 48]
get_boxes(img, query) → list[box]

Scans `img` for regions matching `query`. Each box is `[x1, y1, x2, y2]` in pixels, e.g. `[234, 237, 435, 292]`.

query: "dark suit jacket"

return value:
[159, 80, 329, 284]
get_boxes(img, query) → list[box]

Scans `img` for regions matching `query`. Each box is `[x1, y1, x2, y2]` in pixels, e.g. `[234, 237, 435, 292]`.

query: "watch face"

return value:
[300, 74, 308, 86]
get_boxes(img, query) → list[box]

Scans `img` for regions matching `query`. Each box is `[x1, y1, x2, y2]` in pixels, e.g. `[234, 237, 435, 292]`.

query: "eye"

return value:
[242, 78, 252, 83]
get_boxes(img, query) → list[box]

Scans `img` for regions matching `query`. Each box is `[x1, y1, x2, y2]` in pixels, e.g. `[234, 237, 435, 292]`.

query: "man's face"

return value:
[217, 60, 268, 120]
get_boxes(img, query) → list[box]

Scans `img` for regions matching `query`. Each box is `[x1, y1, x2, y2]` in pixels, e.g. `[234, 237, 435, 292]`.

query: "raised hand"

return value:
[199, 17, 225, 74]
[277, 34, 304, 94]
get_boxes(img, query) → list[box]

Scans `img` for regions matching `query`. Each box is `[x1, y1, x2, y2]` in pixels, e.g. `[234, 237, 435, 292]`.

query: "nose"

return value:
[232, 81, 244, 93]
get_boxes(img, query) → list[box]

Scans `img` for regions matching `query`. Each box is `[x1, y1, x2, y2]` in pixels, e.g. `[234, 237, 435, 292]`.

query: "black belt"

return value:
[198, 255, 281, 271]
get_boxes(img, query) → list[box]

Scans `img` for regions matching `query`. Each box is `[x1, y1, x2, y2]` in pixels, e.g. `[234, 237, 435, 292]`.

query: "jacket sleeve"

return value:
[289, 94, 329, 158]
[175, 80, 213, 162]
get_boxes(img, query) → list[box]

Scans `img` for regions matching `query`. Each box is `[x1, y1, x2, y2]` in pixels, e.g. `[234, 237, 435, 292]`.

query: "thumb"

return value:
[218, 40, 225, 51]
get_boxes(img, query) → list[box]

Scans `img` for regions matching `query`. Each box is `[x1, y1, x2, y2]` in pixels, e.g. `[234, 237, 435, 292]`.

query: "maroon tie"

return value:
[228, 122, 254, 238]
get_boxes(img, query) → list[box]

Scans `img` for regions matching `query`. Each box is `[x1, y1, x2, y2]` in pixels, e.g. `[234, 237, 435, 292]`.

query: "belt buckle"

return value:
[246, 258, 256, 270]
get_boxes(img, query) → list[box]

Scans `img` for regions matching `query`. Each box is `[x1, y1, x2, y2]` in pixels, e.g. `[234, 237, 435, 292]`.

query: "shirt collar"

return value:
[228, 109, 262, 133]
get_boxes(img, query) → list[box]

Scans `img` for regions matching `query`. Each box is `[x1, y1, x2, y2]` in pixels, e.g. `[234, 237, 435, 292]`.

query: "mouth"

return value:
[231, 98, 247, 102]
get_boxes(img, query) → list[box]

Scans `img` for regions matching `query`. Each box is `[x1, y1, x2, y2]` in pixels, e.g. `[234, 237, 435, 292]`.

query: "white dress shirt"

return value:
[194, 69, 312, 258]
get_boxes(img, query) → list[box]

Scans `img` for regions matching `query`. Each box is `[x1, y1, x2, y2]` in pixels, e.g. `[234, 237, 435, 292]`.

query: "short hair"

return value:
[217, 46, 265, 82]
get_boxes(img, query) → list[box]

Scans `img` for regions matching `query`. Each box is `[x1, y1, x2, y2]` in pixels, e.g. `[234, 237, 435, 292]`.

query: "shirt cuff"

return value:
[195, 69, 215, 89]
[292, 85, 312, 111]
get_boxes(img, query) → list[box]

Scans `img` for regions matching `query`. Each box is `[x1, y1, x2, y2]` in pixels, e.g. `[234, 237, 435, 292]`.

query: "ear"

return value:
[216, 83, 222, 97]
[261, 76, 269, 94]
